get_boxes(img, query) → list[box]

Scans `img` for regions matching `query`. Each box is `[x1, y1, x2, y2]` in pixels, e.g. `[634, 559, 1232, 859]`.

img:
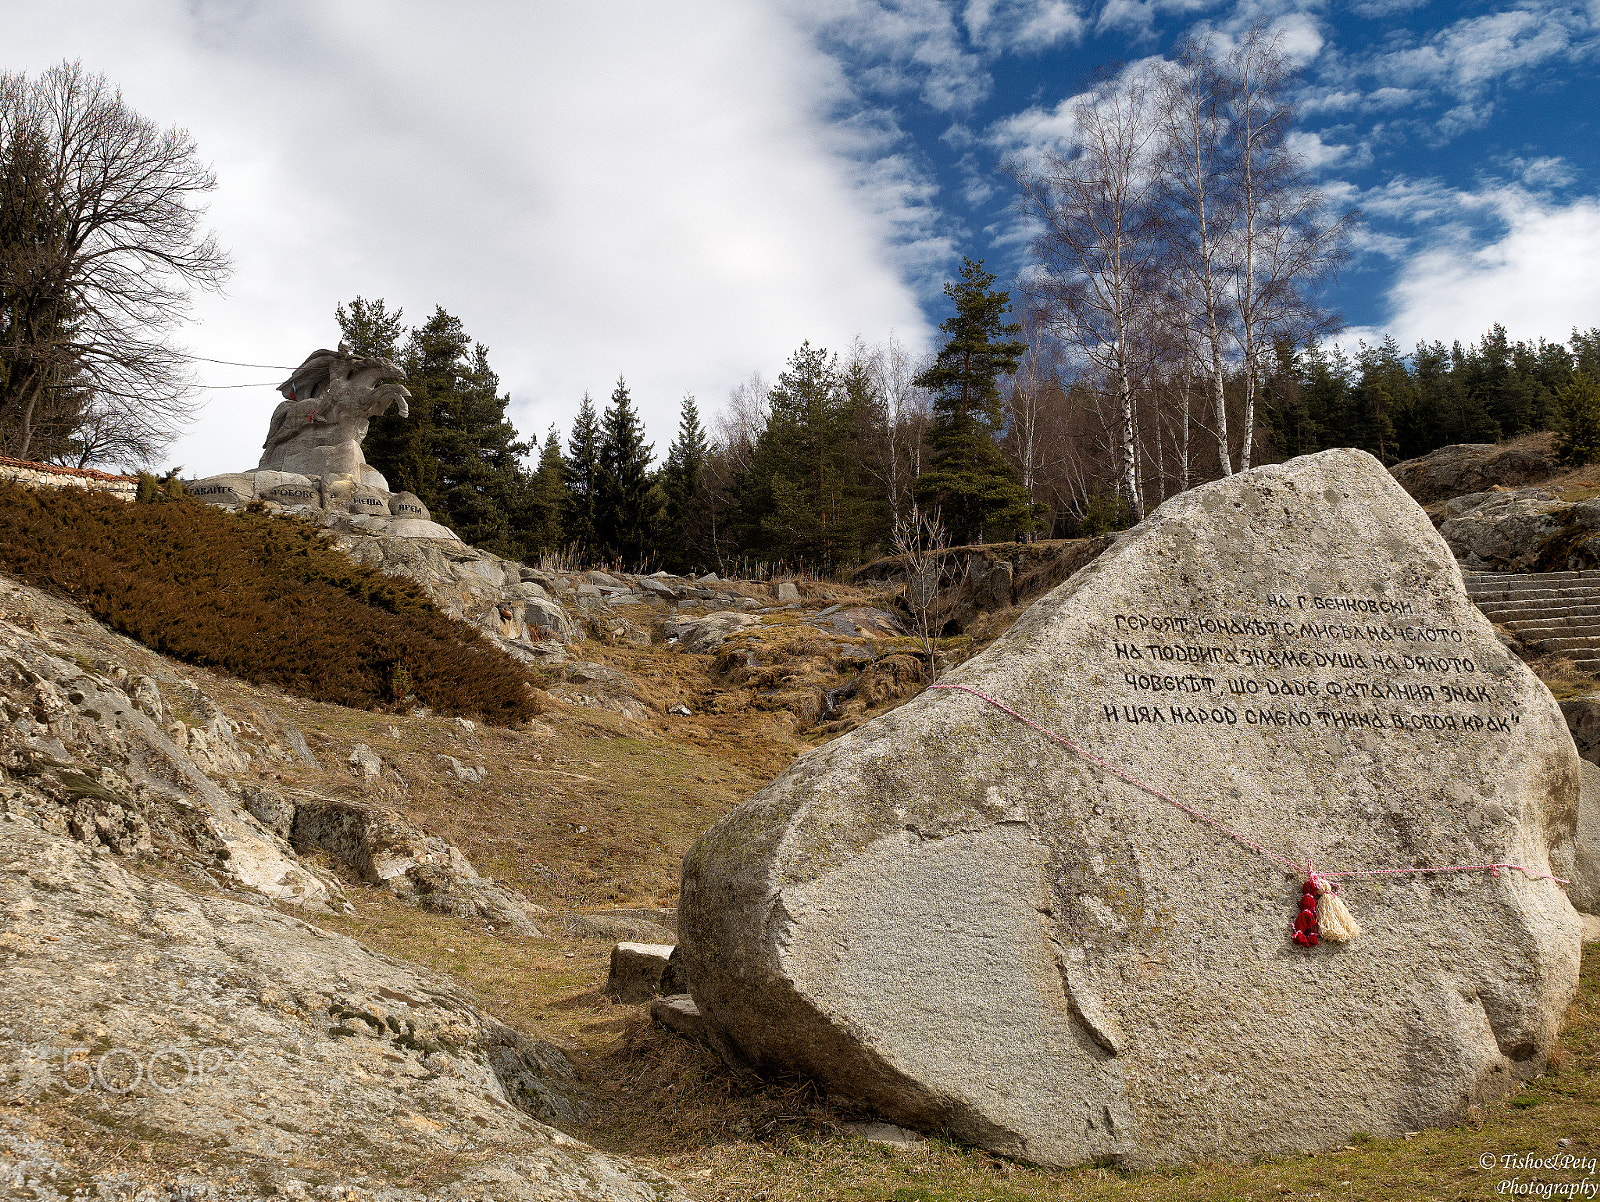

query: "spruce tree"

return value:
[338, 297, 426, 494]
[525, 425, 568, 557]
[661, 393, 709, 572]
[736, 341, 873, 567]
[347, 305, 529, 556]
[563, 392, 602, 557]
[597, 377, 655, 567]
[912, 259, 1031, 545]
[334, 296, 405, 359]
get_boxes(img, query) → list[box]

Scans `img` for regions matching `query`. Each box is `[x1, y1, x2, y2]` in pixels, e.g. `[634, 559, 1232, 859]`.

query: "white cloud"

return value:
[789, 0, 990, 110]
[965, 0, 1087, 51]
[2, 0, 935, 475]
[1286, 130, 1372, 171]
[1360, 4, 1598, 101]
[1355, 191, 1600, 350]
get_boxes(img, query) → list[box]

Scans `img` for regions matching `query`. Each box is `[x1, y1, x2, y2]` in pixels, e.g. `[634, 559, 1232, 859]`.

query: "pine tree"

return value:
[597, 377, 655, 567]
[524, 425, 568, 557]
[338, 297, 428, 494]
[563, 392, 602, 557]
[735, 341, 877, 567]
[334, 296, 405, 359]
[661, 393, 709, 572]
[351, 306, 529, 555]
[912, 259, 1031, 545]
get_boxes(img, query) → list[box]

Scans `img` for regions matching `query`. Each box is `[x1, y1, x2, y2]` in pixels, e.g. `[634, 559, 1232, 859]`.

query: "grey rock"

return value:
[0, 820, 684, 1200]
[241, 783, 296, 839]
[347, 742, 382, 780]
[1576, 758, 1600, 914]
[661, 943, 688, 995]
[389, 489, 430, 520]
[186, 472, 257, 506]
[439, 753, 487, 784]
[605, 941, 676, 1003]
[812, 606, 907, 639]
[290, 796, 540, 933]
[680, 448, 1584, 1169]
[840, 1121, 925, 1147]
[1438, 492, 1570, 570]
[1391, 442, 1554, 505]
[775, 581, 801, 603]
[670, 611, 758, 653]
[258, 346, 411, 484]
[252, 469, 321, 509]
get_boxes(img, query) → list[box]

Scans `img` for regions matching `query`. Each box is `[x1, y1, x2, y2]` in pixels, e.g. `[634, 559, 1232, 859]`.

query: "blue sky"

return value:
[4, 1, 1599, 473]
[803, 0, 1600, 348]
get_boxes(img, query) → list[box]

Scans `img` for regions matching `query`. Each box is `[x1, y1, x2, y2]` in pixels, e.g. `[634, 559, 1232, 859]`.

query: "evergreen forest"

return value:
[330, 290, 1600, 575]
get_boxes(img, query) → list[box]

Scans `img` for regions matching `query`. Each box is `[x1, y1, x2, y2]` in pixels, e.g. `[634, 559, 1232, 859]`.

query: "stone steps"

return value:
[1464, 571, 1600, 670]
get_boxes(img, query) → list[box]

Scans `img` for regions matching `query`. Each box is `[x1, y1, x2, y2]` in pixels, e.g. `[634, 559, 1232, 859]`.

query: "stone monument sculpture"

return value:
[259, 344, 411, 490]
[184, 343, 454, 541]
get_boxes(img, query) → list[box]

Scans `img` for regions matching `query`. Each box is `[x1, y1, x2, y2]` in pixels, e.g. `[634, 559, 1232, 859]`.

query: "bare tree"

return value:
[862, 331, 930, 529]
[0, 61, 228, 463]
[715, 369, 770, 476]
[1222, 28, 1352, 470]
[1155, 35, 1237, 476]
[1011, 70, 1164, 520]
[1004, 317, 1058, 513]
[891, 502, 946, 681]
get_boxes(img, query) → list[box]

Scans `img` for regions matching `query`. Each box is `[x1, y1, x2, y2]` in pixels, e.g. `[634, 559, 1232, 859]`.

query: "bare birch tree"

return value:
[1222, 28, 1352, 470]
[1155, 36, 1238, 476]
[1011, 70, 1164, 520]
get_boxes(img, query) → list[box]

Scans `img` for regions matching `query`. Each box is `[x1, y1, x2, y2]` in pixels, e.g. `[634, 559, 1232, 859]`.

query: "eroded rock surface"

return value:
[0, 820, 683, 1201]
[680, 449, 1584, 1169]
[1391, 442, 1554, 505]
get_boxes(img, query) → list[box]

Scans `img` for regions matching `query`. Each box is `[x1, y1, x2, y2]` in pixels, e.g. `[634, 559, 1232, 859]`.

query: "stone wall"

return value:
[0, 456, 138, 500]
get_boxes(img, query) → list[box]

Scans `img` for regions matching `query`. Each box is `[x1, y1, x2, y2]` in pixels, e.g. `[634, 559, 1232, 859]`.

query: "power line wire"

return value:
[181, 354, 294, 369]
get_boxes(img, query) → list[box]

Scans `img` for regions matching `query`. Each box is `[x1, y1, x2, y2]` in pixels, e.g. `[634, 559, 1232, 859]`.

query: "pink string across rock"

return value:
[927, 681, 1571, 945]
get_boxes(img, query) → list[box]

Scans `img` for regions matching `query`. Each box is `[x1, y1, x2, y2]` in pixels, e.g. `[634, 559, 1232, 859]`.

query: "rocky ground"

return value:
[2, 469, 1599, 1199]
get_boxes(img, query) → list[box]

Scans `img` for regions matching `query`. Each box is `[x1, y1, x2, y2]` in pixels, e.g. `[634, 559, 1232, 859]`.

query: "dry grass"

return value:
[28, 536, 1594, 1201]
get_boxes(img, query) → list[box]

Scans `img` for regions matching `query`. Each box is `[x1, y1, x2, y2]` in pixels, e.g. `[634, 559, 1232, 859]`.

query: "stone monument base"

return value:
[186, 469, 457, 542]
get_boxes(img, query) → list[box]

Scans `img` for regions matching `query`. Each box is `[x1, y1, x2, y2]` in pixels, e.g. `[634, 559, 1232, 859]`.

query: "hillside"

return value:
[1, 486, 1597, 1200]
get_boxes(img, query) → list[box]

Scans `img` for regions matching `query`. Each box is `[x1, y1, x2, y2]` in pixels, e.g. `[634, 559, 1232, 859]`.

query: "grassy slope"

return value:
[172, 620, 1598, 1202]
[12, 518, 1593, 1200]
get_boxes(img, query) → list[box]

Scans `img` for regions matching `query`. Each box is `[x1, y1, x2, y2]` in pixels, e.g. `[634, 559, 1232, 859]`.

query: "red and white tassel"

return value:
[1292, 872, 1361, 946]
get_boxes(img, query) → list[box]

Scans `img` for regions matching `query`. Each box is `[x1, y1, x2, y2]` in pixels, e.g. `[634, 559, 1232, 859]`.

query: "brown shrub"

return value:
[0, 481, 537, 724]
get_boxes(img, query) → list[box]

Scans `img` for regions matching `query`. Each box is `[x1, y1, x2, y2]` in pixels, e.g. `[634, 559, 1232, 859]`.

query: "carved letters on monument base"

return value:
[184, 468, 455, 542]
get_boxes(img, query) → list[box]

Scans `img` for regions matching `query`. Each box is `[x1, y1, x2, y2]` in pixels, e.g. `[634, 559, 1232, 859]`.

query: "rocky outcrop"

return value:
[1, 574, 543, 937]
[680, 449, 1583, 1169]
[283, 793, 544, 933]
[1391, 442, 1555, 504]
[0, 819, 684, 1201]
[1437, 490, 1572, 570]
[0, 578, 345, 911]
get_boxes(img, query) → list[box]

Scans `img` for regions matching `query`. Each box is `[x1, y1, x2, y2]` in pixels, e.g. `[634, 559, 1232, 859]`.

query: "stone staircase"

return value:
[1464, 570, 1600, 675]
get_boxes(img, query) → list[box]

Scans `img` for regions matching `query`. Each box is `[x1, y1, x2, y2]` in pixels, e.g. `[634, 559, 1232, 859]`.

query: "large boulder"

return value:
[1391, 442, 1554, 505]
[680, 448, 1583, 1169]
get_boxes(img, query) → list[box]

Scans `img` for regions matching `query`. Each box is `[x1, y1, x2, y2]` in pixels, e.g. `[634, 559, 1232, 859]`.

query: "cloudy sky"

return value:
[4, 0, 1598, 475]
